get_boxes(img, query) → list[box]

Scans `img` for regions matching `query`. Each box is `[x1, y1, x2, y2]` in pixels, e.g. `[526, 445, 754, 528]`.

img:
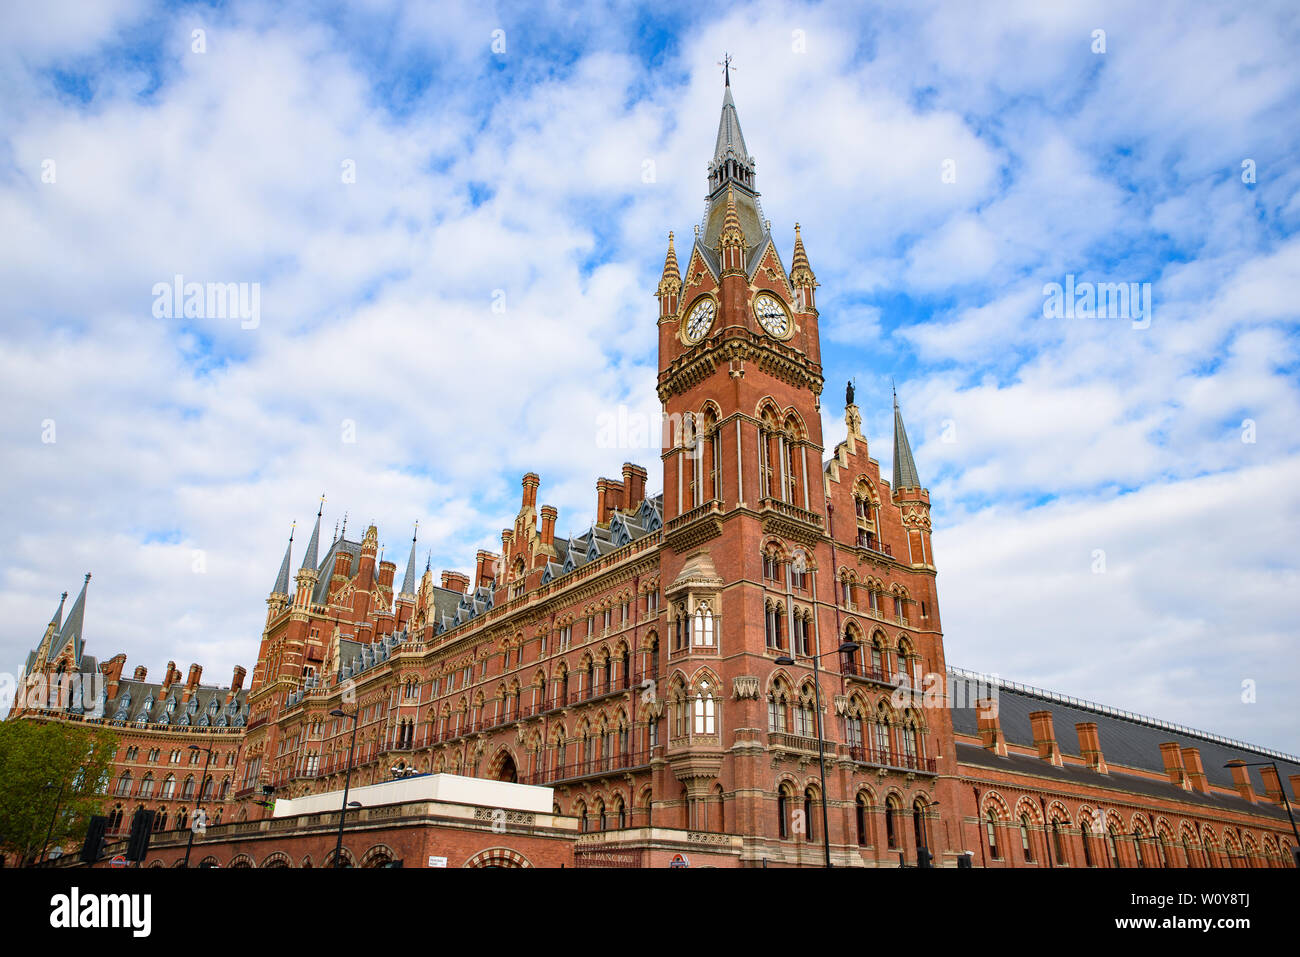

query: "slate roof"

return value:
[105, 678, 248, 729]
[949, 669, 1300, 803]
[892, 394, 921, 491]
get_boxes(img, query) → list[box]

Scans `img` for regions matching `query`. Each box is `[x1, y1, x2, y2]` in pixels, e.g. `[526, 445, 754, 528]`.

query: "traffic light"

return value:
[80, 815, 107, 864]
[126, 807, 154, 862]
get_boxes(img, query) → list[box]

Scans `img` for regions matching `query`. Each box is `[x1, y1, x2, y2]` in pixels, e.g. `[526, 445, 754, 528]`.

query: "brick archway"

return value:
[464, 847, 532, 869]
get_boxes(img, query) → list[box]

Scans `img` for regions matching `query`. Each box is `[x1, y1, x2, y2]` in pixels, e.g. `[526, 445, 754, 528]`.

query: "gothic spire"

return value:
[55, 573, 90, 663]
[719, 186, 745, 249]
[49, 590, 68, 631]
[657, 231, 681, 298]
[791, 223, 816, 283]
[400, 523, 419, 597]
[892, 389, 922, 491]
[300, 496, 324, 572]
[712, 78, 752, 177]
[272, 524, 295, 596]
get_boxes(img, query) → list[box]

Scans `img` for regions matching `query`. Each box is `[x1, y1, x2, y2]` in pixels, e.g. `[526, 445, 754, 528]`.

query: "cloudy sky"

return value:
[2, 0, 1297, 752]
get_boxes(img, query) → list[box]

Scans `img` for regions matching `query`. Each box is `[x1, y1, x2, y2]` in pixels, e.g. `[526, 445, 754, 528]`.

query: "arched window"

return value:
[803, 788, 817, 841]
[1182, 835, 1196, 868]
[1020, 814, 1034, 862]
[1052, 820, 1067, 865]
[1133, 830, 1146, 867]
[855, 794, 869, 847]
[1081, 818, 1095, 867]
[1107, 826, 1122, 867]
[161, 774, 176, 799]
[886, 796, 902, 849]
[767, 686, 787, 733]
[139, 774, 154, 799]
[693, 682, 716, 734]
[986, 810, 1000, 859]
[778, 786, 791, 840]
[692, 604, 715, 647]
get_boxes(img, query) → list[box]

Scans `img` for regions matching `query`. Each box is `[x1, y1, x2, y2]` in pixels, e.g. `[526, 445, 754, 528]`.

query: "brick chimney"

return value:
[181, 663, 202, 703]
[1075, 722, 1107, 774]
[161, 660, 179, 693]
[1258, 765, 1284, 804]
[101, 654, 126, 700]
[377, 560, 396, 590]
[441, 570, 471, 594]
[522, 472, 539, 509]
[1289, 774, 1300, 804]
[1029, 710, 1063, 766]
[1180, 747, 1209, 793]
[132, 665, 148, 681]
[1159, 742, 1189, 789]
[976, 699, 1007, 756]
[1227, 760, 1256, 803]
[475, 551, 498, 590]
[622, 463, 647, 510]
[231, 665, 246, 694]
[596, 478, 624, 525]
[539, 505, 557, 550]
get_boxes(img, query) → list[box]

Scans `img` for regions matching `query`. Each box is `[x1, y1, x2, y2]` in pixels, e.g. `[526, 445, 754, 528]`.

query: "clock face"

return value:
[754, 293, 789, 337]
[684, 298, 716, 342]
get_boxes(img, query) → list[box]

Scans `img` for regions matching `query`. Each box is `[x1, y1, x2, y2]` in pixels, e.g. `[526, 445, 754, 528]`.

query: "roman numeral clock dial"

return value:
[684, 297, 716, 343]
[754, 292, 789, 337]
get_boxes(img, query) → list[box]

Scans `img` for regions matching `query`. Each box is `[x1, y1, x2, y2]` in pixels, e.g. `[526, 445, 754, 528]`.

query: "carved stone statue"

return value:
[846, 379, 855, 406]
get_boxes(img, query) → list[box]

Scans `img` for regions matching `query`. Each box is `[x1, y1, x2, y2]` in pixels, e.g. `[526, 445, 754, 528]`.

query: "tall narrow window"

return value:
[986, 810, 1000, 859]
[1020, 814, 1034, 862]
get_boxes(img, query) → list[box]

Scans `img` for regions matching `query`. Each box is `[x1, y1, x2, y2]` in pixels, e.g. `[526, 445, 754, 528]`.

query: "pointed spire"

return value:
[712, 75, 752, 170]
[272, 524, 295, 596]
[892, 389, 922, 491]
[719, 186, 745, 249]
[401, 523, 419, 597]
[55, 573, 90, 662]
[49, 591, 68, 631]
[657, 231, 681, 298]
[300, 496, 324, 572]
[791, 223, 816, 283]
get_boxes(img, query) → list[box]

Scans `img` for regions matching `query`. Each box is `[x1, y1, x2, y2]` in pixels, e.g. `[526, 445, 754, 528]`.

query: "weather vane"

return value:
[718, 52, 735, 86]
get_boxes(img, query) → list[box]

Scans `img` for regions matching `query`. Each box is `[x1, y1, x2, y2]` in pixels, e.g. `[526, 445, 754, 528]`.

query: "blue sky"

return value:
[1, 0, 1298, 752]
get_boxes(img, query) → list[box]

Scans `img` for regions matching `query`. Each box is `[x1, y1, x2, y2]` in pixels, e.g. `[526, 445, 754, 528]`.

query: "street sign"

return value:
[109, 855, 127, 869]
[427, 855, 447, 868]
[669, 853, 690, 868]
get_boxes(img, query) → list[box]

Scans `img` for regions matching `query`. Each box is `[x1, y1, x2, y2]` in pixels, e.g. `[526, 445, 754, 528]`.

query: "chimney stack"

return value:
[161, 661, 179, 693]
[1075, 722, 1107, 774]
[1258, 765, 1284, 804]
[522, 472, 539, 509]
[1289, 774, 1300, 804]
[441, 570, 471, 594]
[1227, 760, 1256, 803]
[377, 560, 396, 590]
[1029, 710, 1063, 765]
[540, 505, 557, 551]
[976, 699, 1007, 756]
[231, 665, 247, 694]
[1159, 742, 1189, 789]
[475, 550, 498, 590]
[622, 463, 648, 510]
[596, 478, 624, 525]
[132, 665, 148, 681]
[1180, 747, 1209, 793]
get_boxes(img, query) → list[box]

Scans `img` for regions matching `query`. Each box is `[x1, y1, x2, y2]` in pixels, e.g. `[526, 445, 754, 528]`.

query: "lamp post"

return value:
[1225, 760, 1300, 864]
[775, 640, 860, 868]
[181, 744, 216, 868]
[39, 781, 65, 866]
[330, 708, 361, 868]
[916, 798, 939, 866]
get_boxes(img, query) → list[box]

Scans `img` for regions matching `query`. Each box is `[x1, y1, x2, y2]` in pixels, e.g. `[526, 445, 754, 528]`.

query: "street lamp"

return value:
[1224, 760, 1300, 864]
[181, 744, 216, 868]
[330, 708, 361, 868]
[774, 640, 860, 868]
[916, 799, 939, 867]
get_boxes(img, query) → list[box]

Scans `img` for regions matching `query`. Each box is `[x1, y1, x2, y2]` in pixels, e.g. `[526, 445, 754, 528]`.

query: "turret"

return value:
[656, 232, 681, 318]
[294, 498, 325, 608]
[892, 389, 933, 569]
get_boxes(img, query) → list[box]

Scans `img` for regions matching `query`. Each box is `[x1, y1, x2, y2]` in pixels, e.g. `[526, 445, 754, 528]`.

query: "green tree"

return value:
[0, 719, 118, 865]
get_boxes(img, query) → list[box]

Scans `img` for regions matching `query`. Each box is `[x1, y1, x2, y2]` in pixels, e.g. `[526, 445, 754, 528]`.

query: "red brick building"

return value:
[11, 78, 1299, 868]
[9, 574, 250, 846]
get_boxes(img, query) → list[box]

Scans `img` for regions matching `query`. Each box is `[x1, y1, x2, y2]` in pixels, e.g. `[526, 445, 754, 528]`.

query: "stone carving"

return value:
[732, 675, 760, 700]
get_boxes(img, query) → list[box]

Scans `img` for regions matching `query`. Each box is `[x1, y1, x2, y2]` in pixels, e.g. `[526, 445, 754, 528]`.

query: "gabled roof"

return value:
[54, 574, 90, 664]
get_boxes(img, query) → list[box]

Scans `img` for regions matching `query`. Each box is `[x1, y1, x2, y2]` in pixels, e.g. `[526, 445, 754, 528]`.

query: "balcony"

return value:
[840, 659, 902, 688]
[519, 749, 652, 785]
[845, 744, 936, 775]
[758, 496, 824, 546]
[767, 731, 824, 754]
